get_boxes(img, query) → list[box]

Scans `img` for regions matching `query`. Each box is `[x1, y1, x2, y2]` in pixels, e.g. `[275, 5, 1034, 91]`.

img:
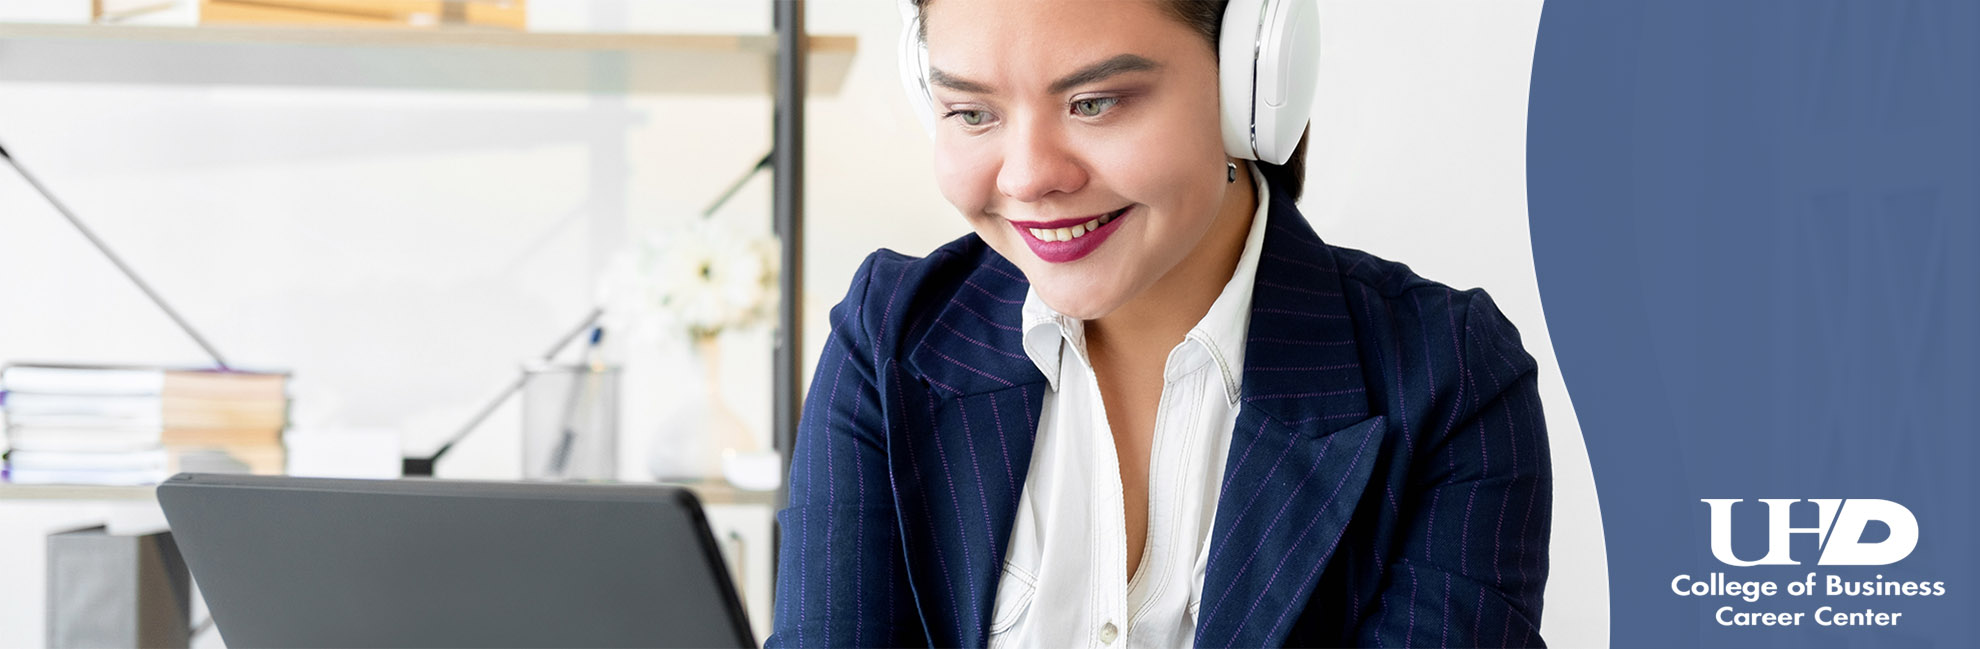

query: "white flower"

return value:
[598, 218, 780, 340]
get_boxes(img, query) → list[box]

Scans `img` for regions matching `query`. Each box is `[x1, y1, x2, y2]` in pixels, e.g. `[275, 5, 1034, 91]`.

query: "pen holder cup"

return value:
[521, 363, 620, 482]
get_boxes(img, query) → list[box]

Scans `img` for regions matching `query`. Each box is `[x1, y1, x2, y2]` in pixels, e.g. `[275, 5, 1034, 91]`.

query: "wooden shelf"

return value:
[0, 478, 779, 506]
[0, 23, 856, 95]
[0, 22, 855, 53]
[0, 483, 156, 501]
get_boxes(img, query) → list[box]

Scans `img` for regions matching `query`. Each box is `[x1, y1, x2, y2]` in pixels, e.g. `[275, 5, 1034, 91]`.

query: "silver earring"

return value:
[1227, 162, 1238, 183]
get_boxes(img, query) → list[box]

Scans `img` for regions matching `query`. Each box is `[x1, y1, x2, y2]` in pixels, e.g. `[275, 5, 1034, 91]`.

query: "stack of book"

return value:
[1, 364, 289, 485]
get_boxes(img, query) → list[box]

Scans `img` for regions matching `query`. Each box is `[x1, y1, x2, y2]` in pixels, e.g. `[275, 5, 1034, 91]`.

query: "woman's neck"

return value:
[1086, 166, 1260, 361]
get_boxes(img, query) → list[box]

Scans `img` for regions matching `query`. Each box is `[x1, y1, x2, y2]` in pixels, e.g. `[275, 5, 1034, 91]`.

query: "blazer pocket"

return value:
[988, 562, 1038, 643]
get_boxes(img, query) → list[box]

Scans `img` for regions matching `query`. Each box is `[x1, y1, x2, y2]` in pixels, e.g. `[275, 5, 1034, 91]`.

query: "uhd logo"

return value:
[1702, 499, 1918, 566]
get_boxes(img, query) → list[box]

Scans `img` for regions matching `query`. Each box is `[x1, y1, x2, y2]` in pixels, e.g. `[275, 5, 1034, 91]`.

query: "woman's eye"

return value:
[1072, 97, 1119, 118]
[946, 110, 987, 126]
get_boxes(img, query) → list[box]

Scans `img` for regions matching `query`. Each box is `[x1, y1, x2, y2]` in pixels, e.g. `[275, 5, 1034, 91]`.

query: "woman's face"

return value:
[923, 0, 1236, 321]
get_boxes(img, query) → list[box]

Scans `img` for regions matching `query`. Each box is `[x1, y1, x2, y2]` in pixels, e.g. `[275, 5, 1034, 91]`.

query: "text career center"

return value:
[1671, 499, 1949, 628]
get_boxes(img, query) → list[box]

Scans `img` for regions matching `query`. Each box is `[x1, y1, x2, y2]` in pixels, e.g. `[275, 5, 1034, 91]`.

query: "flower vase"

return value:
[692, 332, 758, 482]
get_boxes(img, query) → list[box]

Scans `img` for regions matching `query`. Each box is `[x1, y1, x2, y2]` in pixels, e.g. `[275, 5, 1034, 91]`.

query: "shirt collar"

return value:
[1019, 161, 1271, 405]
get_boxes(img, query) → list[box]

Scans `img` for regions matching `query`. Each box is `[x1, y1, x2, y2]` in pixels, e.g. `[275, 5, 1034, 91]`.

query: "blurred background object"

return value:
[3, 364, 290, 485]
[520, 361, 617, 482]
[1, 4, 854, 644]
[199, 0, 526, 30]
[45, 526, 192, 649]
[599, 214, 778, 486]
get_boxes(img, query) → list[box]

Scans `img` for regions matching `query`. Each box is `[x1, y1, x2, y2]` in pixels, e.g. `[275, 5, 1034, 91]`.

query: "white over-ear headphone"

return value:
[896, 0, 1320, 165]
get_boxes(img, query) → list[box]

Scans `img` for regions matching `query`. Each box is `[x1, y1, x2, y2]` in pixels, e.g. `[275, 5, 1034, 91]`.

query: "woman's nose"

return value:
[995, 121, 1087, 203]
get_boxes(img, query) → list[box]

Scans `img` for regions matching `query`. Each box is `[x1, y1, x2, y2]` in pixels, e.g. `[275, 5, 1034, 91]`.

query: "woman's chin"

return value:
[991, 239, 1134, 321]
[1032, 286, 1124, 322]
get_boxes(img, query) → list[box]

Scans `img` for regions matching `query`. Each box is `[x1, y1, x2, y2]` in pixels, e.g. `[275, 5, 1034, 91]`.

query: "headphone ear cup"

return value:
[1219, 0, 1321, 164]
[1252, 0, 1321, 164]
[897, 0, 938, 137]
[1219, 0, 1268, 161]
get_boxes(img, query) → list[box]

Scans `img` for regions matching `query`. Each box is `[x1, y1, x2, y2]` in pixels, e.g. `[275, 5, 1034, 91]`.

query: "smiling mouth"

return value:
[1022, 206, 1130, 243]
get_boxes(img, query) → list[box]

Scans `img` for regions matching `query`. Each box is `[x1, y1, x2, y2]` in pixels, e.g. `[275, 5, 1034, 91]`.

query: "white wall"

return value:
[0, 1, 1605, 646]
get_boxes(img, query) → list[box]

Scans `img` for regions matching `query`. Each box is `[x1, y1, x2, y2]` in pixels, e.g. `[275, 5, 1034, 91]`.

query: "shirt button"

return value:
[1099, 621, 1119, 644]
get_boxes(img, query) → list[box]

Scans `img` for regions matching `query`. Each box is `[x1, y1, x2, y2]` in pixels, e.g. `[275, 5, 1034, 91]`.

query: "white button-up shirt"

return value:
[990, 164, 1270, 648]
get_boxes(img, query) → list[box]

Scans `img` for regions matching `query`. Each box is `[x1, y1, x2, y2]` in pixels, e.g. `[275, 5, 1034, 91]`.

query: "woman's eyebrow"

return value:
[1047, 54, 1162, 94]
[928, 54, 1163, 96]
[928, 68, 995, 94]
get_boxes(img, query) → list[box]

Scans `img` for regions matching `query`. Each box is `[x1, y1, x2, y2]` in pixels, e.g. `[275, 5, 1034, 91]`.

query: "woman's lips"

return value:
[1012, 206, 1131, 264]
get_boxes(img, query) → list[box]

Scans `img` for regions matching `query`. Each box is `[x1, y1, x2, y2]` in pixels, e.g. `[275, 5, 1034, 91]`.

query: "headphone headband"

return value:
[897, 0, 939, 135]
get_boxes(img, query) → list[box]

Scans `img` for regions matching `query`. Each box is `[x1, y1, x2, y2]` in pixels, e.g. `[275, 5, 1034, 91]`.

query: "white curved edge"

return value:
[1297, 2, 1610, 646]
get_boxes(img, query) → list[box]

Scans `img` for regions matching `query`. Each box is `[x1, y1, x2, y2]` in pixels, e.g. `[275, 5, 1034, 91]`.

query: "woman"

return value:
[771, 1, 1551, 647]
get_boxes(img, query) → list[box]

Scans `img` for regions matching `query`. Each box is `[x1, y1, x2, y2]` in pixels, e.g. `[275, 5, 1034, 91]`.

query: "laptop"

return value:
[156, 473, 756, 648]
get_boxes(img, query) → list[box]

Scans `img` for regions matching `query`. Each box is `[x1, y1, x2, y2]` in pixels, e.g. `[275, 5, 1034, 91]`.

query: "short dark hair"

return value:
[911, 0, 1310, 200]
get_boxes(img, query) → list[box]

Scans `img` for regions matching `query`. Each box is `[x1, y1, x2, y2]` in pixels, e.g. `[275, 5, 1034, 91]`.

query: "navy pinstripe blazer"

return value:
[770, 183, 1552, 648]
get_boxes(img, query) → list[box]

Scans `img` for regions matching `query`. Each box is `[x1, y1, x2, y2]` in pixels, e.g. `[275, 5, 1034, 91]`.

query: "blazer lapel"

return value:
[887, 192, 1384, 647]
[1193, 194, 1387, 648]
[896, 250, 1047, 647]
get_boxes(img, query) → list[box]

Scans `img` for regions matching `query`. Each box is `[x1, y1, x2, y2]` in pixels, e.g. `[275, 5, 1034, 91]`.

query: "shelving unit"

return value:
[1, 5, 822, 640]
[0, 483, 156, 501]
[0, 479, 778, 506]
[0, 6, 828, 504]
[0, 22, 855, 95]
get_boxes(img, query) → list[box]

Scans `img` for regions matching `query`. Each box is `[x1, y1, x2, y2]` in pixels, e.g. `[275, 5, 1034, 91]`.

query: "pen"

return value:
[547, 327, 604, 477]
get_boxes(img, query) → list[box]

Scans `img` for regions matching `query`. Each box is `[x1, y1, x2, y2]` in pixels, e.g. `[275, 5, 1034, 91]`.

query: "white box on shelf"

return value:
[0, 0, 90, 25]
[525, 0, 768, 35]
[284, 427, 402, 480]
